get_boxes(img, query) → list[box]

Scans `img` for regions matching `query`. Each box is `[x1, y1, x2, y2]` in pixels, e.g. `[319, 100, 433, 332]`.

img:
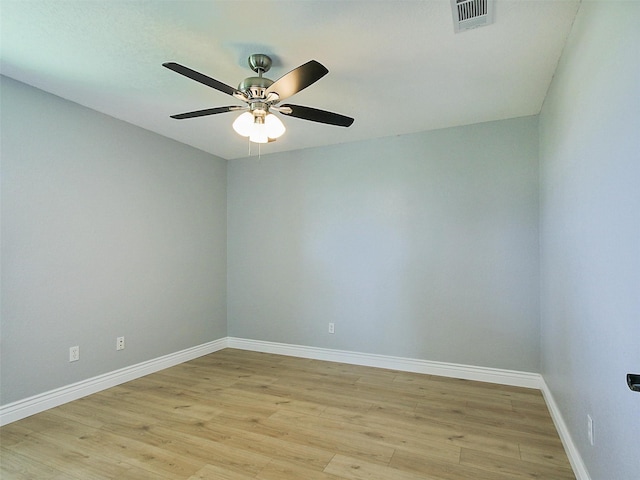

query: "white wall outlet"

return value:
[587, 414, 594, 446]
[116, 336, 125, 351]
[69, 346, 79, 362]
[328, 322, 335, 334]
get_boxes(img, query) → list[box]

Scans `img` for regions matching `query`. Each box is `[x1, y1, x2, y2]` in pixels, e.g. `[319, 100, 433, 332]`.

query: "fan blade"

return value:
[265, 60, 328, 101]
[170, 106, 241, 119]
[163, 62, 238, 97]
[280, 104, 354, 127]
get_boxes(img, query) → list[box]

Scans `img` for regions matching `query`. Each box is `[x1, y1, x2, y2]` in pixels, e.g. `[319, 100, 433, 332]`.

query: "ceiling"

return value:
[0, 0, 580, 160]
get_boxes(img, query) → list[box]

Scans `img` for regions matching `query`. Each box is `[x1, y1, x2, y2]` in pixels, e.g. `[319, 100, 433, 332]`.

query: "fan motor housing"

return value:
[238, 76, 273, 99]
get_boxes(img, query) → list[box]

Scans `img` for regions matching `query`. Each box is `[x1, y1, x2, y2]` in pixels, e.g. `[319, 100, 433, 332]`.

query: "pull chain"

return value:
[245, 138, 262, 159]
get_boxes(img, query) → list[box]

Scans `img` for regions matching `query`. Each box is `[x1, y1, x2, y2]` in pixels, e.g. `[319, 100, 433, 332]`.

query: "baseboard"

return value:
[226, 337, 542, 389]
[540, 379, 592, 480]
[0, 338, 227, 426]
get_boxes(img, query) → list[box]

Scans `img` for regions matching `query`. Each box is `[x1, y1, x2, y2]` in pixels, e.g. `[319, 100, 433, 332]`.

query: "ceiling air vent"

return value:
[451, 0, 495, 33]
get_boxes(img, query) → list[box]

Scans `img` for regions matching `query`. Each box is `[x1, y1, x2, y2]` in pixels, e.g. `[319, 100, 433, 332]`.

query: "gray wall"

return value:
[0, 76, 228, 405]
[228, 116, 540, 372]
[539, 2, 640, 480]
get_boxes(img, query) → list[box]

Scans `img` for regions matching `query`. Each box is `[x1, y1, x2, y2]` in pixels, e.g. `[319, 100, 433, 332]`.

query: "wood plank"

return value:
[389, 448, 520, 480]
[0, 447, 64, 480]
[257, 458, 344, 480]
[220, 425, 335, 471]
[460, 447, 576, 480]
[188, 463, 257, 480]
[266, 410, 396, 466]
[324, 454, 438, 480]
[519, 442, 580, 469]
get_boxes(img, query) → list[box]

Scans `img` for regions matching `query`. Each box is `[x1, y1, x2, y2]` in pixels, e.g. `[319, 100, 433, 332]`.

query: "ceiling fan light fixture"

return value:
[233, 111, 285, 144]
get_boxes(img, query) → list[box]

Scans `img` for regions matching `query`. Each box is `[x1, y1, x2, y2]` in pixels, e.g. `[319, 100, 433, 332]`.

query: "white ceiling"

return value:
[0, 0, 580, 160]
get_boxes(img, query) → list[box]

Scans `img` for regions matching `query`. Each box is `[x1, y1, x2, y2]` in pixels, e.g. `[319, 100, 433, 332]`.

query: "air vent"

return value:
[451, 0, 495, 33]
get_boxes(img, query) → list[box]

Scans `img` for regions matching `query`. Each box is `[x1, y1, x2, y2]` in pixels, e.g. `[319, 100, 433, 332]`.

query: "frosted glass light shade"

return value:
[232, 112, 254, 137]
[265, 113, 285, 139]
[249, 122, 268, 144]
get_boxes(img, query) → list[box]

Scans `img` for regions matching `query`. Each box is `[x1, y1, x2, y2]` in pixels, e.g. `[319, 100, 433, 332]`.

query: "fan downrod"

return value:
[248, 54, 272, 75]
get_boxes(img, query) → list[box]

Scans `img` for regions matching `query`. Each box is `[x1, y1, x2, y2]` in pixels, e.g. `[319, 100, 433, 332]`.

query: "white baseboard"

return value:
[226, 337, 543, 389]
[540, 379, 592, 480]
[0, 338, 227, 426]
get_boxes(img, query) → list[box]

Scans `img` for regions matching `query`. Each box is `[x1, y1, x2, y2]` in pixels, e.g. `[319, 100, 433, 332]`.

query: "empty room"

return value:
[1, 1, 638, 479]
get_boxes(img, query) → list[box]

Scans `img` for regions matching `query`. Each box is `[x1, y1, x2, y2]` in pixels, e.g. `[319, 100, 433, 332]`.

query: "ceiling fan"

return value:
[163, 54, 354, 144]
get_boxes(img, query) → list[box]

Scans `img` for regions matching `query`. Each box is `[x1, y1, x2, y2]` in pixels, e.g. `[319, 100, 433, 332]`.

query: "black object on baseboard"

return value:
[627, 374, 640, 392]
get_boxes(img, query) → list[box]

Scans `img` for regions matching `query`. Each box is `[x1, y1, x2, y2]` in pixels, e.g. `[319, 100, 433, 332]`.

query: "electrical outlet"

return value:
[328, 322, 335, 334]
[69, 346, 79, 362]
[116, 336, 125, 351]
[587, 414, 594, 446]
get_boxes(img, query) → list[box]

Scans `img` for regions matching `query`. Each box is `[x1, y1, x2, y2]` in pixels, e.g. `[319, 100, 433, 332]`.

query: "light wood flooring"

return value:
[1, 348, 575, 479]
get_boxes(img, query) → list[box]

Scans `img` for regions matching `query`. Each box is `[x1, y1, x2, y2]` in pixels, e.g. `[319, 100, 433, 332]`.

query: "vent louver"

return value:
[451, 0, 495, 33]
